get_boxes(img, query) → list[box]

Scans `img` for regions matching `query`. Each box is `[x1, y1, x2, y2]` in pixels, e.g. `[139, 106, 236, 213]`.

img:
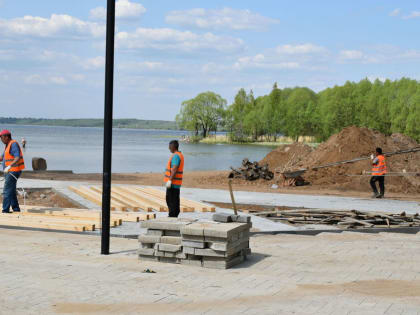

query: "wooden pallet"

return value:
[69, 186, 215, 213]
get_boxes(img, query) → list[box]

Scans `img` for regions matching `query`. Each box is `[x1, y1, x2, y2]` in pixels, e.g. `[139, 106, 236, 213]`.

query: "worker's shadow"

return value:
[232, 252, 270, 269]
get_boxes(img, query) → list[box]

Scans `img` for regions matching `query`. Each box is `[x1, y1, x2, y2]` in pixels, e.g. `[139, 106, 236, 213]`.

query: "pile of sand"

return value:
[262, 126, 420, 194]
[259, 143, 314, 171]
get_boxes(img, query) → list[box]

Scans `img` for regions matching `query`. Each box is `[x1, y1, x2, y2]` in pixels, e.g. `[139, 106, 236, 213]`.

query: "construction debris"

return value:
[139, 216, 252, 269]
[251, 208, 420, 229]
[229, 159, 274, 181]
[69, 186, 215, 213]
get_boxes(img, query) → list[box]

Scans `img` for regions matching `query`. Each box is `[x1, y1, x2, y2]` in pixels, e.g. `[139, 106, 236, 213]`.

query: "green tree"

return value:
[176, 91, 227, 138]
[284, 87, 318, 140]
[227, 88, 255, 141]
[176, 78, 420, 143]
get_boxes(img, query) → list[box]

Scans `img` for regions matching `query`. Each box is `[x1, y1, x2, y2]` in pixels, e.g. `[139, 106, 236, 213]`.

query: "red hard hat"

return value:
[0, 130, 11, 136]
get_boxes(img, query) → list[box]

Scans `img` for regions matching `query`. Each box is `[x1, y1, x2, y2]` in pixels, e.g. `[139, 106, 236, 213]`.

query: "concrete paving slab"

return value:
[2, 229, 420, 314]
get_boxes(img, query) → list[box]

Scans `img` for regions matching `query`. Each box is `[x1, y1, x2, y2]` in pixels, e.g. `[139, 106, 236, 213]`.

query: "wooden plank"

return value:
[57, 210, 139, 223]
[56, 209, 143, 222]
[136, 187, 194, 212]
[228, 180, 238, 215]
[0, 216, 92, 231]
[132, 187, 173, 210]
[12, 211, 121, 226]
[118, 187, 168, 212]
[20, 206, 151, 223]
[80, 186, 128, 211]
[89, 186, 140, 211]
[1, 214, 97, 230]
[113, 187, 162, 212]
[143, 188, 216, 212]
[69, 186, 127, 211]
[0, 219, 87, 232]
[68, 186, 116, 211]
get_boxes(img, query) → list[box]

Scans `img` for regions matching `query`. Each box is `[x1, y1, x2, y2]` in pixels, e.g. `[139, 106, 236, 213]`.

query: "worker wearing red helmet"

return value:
[0, 130, 25, 213]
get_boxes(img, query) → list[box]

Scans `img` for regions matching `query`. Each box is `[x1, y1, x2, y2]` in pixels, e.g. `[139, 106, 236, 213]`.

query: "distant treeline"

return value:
[0, 118, 178, 130]
[176, 78, 420, 142]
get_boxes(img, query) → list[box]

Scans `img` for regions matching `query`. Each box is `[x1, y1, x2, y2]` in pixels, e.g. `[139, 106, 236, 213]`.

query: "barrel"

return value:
[32, 157, 47, 171]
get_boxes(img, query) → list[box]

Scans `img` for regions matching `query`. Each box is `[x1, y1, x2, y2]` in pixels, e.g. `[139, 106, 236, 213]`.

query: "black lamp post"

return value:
[101, 0, 116, 255]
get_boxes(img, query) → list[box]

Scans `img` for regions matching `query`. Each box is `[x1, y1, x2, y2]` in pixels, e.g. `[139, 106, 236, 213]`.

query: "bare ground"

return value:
[21, 170, 420, 202]
[0, 188, 78, 208]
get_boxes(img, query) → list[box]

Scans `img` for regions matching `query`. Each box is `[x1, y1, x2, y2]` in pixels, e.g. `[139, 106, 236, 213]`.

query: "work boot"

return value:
[371, 193, 379, 198]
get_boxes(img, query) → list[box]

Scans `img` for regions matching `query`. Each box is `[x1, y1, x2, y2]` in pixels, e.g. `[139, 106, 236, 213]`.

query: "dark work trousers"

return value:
[166, 187, 180, 217]
[3, 171, 21, 212]
[370, 176, 385, 196]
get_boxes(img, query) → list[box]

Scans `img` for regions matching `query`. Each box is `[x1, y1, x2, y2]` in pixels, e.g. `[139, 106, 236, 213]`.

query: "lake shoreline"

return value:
[197, 134, 318, 147]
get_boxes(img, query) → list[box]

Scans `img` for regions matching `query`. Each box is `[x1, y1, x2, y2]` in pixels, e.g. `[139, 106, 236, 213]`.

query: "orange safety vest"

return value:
[164, 151, 184, 186]
[372, 154, 386, 176]
[4, 139, 25, 172]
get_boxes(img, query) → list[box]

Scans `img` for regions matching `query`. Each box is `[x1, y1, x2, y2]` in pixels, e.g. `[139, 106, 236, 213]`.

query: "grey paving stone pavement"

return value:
[0, 229, 419, 314]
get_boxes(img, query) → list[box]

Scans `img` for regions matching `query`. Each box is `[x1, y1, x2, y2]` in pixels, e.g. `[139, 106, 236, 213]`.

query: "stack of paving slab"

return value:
[138, 214, 251, 269]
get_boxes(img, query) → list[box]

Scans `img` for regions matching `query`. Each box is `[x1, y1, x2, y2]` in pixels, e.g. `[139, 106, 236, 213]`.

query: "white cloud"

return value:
[166, 7, 278, 31]
[367, 76, 386, 83]
[201, 63, 231, 74]
[70, 74, 86, 81]
[234, 54, 300, 70]
[120, 61, 165, 71]
[0, 49, 17, 60]
[90, 0, 146, 20]
[24, 74, 73, 85]
[116, 28, 245, 53]
[338, 49, 382, 64]
[0, 14, 105, 39]
[403, 11, 420, 19]
[389, 8, 401, 17]
[399, 49, 420, 60]
[24, 74, 44, 85]
[232, 43, 329, 72]
[339, 50, 364, 60]
[50, 76, 68, 85]
[83, 56, 105, 69]
[276, 43, 327, 55]
[338, 46, 420, 64]
[89, 7, 107, 20]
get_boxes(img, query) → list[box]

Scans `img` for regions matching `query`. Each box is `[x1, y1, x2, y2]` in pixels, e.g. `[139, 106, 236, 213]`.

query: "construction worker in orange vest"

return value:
[164, 140, 184, 217]
[0, 130, 25, 213]
[370, 147, 386, 198]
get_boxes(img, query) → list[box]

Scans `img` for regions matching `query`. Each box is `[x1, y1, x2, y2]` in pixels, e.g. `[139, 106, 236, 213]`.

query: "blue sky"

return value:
[1, 0, 420, 120]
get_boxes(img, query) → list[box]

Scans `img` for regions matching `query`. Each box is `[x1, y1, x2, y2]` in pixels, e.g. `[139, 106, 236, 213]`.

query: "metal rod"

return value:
[363, 171, 418, 174]
[101, 0, 116, 255]
[345, 174, 419, 177]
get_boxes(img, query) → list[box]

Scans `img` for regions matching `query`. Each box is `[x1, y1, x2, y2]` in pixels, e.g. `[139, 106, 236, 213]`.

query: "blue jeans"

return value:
[3, 171, 21, 212]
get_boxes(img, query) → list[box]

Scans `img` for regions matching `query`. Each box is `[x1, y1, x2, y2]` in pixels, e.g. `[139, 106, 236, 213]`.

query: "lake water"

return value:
[1, 125, 276, 173]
